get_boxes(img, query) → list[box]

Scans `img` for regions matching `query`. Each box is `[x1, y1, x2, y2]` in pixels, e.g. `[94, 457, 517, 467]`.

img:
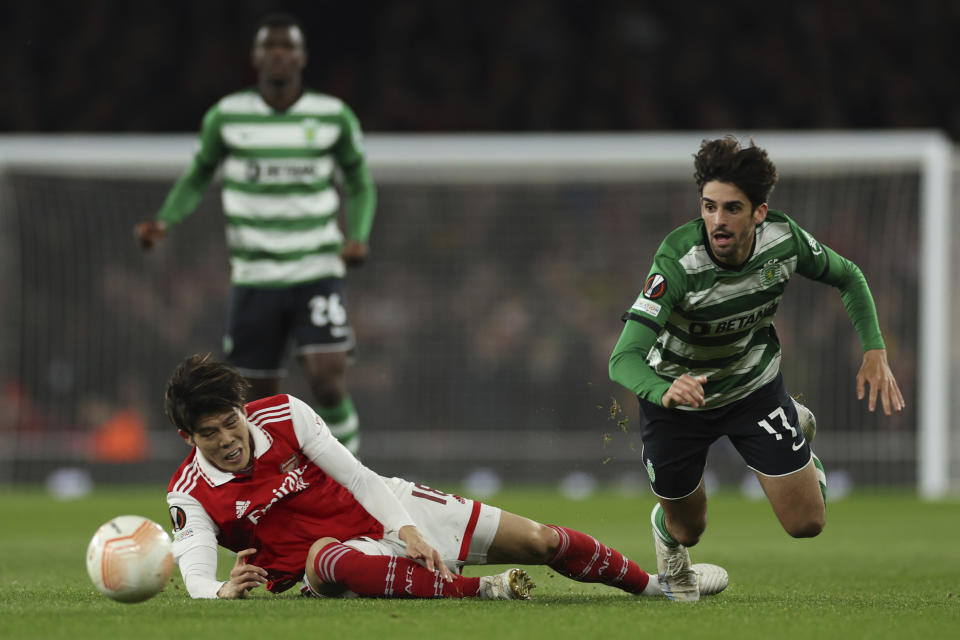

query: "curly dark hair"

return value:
[693, 136, 778, 209]
[164, 353, 250, 434]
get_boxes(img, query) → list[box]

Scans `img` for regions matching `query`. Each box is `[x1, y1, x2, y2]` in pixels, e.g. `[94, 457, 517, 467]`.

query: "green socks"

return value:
[812, 452, 827, 503]
[652, 503, 680, 547]
[316, 396, 359, 454]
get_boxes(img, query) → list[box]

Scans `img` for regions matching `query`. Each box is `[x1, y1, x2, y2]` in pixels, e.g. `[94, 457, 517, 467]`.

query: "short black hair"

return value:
[164, 353, 250, 434]
[693, 136, 778, 209]
[254, 12, 305, 44]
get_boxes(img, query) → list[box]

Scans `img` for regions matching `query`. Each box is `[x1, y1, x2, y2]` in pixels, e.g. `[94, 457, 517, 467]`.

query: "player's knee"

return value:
[668, 515, 706, 547]
[306, 536, 342, 578]
[308, 374, 346, 407]
[673, 529, 703, 547]
[304, 537, 349, 596]
[302, 355, 347, 405]
[524, 524, 560, 562]
[787, 515, 825, 538]
[784, 502, 826, 538]
[312, 387, 344, 408]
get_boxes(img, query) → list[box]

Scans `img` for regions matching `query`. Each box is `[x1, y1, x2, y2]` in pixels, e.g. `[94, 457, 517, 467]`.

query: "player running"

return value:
[164, 353, 728, 601]
[609, 136, 904, 601]
[136, 14, 372, 454]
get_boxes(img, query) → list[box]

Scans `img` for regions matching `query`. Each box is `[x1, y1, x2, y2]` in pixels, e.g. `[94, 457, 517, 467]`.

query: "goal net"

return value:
[0, 132, 953, 496]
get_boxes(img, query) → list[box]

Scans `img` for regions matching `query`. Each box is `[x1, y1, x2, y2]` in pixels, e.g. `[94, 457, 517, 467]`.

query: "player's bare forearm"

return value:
[856, 349, 905, 416]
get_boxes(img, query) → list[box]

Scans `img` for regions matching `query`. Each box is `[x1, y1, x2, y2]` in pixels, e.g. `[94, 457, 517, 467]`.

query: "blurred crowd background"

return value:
[2, 0, 959, 138]
[1, 158, 923, 487]
[0, 0, 954, 489]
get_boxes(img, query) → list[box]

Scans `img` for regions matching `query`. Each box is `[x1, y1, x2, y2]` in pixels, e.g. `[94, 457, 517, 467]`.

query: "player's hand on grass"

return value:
[856, 348, 905, 415]
[398, 525, 453, 582]
[662, 373, 708, 409]
[135, 220, 167, 250]
[217, 548, 268, 599]
[341, 240, 368, 266]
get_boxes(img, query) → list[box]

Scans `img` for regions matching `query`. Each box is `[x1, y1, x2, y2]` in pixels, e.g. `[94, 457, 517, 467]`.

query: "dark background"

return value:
[0, 0, 945, 487]
[3, 0, 958, 138]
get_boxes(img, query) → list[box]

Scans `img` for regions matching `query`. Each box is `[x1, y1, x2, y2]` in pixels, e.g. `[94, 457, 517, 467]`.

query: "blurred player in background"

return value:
[136, 13, 373, 454]
[609, 136, 904, 601]
[164, 353, 728, 601]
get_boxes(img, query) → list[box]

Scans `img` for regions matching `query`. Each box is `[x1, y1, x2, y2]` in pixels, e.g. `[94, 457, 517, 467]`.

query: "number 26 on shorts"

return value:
[309, 293, 347, 327]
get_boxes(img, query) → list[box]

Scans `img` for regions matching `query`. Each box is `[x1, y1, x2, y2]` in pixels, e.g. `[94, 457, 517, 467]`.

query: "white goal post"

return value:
[0, 131, 953, 497]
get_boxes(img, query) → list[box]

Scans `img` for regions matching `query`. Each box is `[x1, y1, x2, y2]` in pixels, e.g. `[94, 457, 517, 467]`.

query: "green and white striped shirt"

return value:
[610, 210, 885, 409]
[157, 89, 376, 287]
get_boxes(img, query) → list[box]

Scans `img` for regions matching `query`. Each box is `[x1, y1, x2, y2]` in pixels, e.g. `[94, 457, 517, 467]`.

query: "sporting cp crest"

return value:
[759, 259, 782, 288]
[302, 117, 320, 145]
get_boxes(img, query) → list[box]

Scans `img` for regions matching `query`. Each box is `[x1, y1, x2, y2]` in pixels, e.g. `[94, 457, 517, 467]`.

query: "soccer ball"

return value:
[86, 515, 174, 603]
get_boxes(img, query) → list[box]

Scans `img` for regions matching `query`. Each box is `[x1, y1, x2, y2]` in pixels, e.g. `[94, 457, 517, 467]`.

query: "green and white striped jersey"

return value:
[614, 209, 884, 409]
[157, 89, 375, 287]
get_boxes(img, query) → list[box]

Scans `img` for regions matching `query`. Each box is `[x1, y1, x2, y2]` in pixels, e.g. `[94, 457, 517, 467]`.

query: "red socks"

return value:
[314, 542, 480, 598]
[313, 528, 650, 598]
[545, 525, 650, 594]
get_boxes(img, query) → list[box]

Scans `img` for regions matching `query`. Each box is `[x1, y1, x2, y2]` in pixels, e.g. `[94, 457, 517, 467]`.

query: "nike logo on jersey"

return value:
[801, 229, 823, 255]
[792, 438, 806, 452]
[235, 500, 251, 519]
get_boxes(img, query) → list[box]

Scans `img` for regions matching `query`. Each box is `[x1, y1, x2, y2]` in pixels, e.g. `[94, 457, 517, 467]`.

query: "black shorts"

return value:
[223, 278, 355, 377]
[637, 372, 811, 499]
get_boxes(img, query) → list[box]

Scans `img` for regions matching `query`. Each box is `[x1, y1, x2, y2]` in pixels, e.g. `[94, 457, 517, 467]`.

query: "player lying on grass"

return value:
[165, 354, 728, 600]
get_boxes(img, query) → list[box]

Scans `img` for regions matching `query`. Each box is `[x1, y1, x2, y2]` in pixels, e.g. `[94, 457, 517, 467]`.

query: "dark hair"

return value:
[254, 12, 305, 44]
[164, 353, 250, 434]
[693, 136, 778, 209]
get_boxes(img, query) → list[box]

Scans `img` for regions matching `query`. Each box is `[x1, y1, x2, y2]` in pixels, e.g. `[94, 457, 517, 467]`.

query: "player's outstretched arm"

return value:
[216, 548, 269, 599]
[856, 349, 905, 416]
[397, 525, 453, 582]
[135, 220, 167, 250]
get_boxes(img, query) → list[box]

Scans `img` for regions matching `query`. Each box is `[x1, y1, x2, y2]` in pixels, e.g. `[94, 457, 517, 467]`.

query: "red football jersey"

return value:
[167, 395, 385, 592]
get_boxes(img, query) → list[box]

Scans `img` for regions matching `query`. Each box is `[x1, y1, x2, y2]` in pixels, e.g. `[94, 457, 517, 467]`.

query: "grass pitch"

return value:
[2, 486, 958, 640]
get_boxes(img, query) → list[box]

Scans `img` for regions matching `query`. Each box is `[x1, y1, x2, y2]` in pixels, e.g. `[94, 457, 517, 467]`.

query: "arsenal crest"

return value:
[281, 454, 300, 474]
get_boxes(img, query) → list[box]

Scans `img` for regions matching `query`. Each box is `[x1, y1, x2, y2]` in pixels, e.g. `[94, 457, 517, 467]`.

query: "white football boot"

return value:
[651, 504, 699, 602]
[478, 568, 535, 600]
[791, 396, 817, 444]
[792, 396, 826, 500]
[691, 563, 728, 596]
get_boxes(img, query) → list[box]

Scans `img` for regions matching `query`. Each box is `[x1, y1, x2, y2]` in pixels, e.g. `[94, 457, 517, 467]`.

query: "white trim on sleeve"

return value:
[167, 491, 225, 599]
[287, 395, 416, 534]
